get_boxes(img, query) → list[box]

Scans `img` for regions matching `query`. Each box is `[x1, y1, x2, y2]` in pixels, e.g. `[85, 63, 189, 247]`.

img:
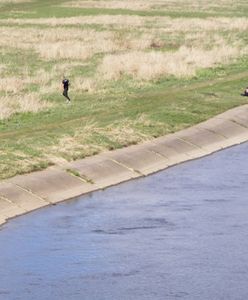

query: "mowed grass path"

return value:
[0, 0, 248, 179]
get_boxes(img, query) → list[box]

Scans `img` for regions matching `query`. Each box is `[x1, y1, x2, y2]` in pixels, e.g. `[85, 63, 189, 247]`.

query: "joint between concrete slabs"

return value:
[198, 126, 228, 140]
[173, 137, 208, 158]
[145, 149, 175, 168]
[0, 195, 13, 204]
[0, 194, 27, 214]
[230, 119, 248, 129]
[13, 183, 52, 205]
[64, 168, 91, 184]
[160, 143, 193, 159]
[146, 144, 198, 167]
[0, 196, 27, 219]
[146, 148, 168, 159]
[108, 158, 144, 177]
[176, 136, 204, 151]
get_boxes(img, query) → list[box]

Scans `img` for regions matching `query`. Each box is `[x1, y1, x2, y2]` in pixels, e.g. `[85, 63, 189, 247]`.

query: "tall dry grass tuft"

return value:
[48, 115, 163, 159]
[32, 69, 55, 85]
[49, 122, 105, 159]
[0, 27, 111, 45]
[154, 17, 248, 33]
[98, 44, 245, 80]
[0, 69, 56, 93]
[36, 42, 93, 60]
[139, 0, 246, 12]
[73, 77, 97, 93]
[0, 0, 32, 3]
[18, 93, 53, 113]
[0, 77, 24, 93]
[63, 0, 244, 12]
[0, 26, 162, 60]
[0, 93, 53, 120]
[0, 15, 147, 27]
[101, 115, 166, 145]
[62, 0, 152, 10]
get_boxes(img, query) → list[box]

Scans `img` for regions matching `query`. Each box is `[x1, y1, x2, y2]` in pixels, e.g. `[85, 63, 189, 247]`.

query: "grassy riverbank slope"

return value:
[0, 0, 248, 179]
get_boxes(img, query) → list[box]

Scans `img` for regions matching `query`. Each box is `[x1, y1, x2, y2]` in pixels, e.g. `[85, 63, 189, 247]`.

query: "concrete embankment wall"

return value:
[1, 104, 248, 226]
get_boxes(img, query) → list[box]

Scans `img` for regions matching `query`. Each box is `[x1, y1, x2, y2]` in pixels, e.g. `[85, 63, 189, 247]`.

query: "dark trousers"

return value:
[63, 88, 71, 101]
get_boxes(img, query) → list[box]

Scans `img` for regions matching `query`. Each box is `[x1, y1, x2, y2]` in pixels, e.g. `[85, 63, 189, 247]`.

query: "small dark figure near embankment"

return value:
[241, 87, 248, 96]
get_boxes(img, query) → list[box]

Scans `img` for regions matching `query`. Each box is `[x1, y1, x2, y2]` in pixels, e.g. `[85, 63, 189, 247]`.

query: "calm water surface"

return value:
[1, 143, 248, 300]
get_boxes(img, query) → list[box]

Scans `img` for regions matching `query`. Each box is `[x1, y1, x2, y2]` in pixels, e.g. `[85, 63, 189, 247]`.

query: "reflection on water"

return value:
[1, 143, 248, 300]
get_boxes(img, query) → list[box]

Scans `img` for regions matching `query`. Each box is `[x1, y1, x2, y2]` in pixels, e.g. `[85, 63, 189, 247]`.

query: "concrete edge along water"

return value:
[1, 104, 248, 227]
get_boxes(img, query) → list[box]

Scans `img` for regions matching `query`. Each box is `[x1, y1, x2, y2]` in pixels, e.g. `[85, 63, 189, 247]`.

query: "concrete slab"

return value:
[218, 133, 248, 148]
[68, 155, 140, 189]
[215, 105, 248, 121]
[0, 182, 48, 212]
[232, 116, 248, 128]
[198, 119, 248, 139]
[176, 127, 227, 152]
[0, 197, 26, 219]
[104, 147, 170, 176]
[141, 140, 189, 165]
[216, 105, 248, 120]
[153, 135, 205, 159]
[10, 168, 96, 204]
[215, 106, 248, 128]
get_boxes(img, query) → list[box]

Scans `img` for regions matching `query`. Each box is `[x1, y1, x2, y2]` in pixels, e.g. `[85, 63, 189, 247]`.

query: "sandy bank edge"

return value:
[1, 104, 248, 227]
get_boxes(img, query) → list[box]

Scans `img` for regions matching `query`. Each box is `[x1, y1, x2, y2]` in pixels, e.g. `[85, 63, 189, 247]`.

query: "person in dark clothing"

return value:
[241, 87, 248, 96]
[244, 87, 248, 96]
[62, 77, 71, 102]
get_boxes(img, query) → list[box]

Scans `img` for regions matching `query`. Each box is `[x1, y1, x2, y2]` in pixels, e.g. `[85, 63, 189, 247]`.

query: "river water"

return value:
[1, 143, 248, 300]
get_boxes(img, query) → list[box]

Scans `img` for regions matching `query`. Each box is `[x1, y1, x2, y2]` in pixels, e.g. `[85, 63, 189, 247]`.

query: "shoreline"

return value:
[1, 104, 248, 227]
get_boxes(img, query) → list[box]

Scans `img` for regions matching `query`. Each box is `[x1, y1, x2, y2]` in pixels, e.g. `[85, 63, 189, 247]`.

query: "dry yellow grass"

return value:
[0, 27, 110, 60]
[62, 0, 245, 12]
[0, 15, 147, 27]
[73, 77, 97, 93]
[0, 0, 32, 3]
[2, 16, 248, 32]
[0, 77, 24, 93]
[0, 27, 112, 45]
[0, 15, 248, 31]
[2, 13, 247, 95]
[153, 17, 248, 32]
[99, 44, 246, 80]
[0, 26, 161, 60]
[47, 114, 164, 159]
[152, 0, 245, 12]
[0, 93, 53, 120]
[62, 0, 153, 10]
[1, 10, 248, 109]
[1, 17, 247, 61]
[0, 68, 57, 93]
[48, 123, 105, 159]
